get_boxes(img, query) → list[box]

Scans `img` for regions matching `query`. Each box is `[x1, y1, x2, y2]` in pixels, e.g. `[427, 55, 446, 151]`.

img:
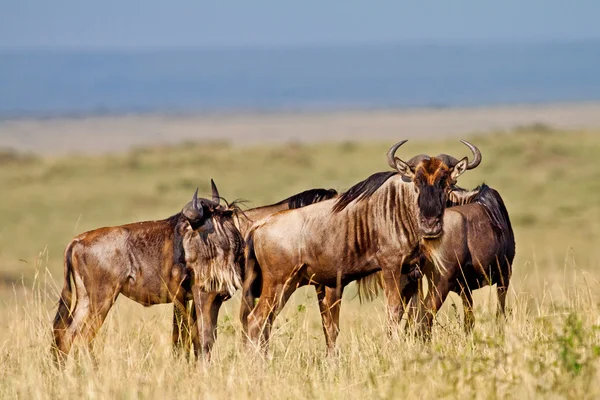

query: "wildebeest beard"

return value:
[182, 216, 244, 297]
[418, 184, 445, 219]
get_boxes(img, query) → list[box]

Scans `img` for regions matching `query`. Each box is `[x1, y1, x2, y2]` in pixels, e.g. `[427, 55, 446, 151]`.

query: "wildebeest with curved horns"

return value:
[402, 183, 515, 337]
[317, 181, 515, 346]
[172, 187, 338, 359]
[52, 180, 244, 367]
[241, 140, 481, 352]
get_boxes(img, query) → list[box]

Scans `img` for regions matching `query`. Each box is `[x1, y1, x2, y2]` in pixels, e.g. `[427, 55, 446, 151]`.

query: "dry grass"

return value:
[1, 127, 600, 398]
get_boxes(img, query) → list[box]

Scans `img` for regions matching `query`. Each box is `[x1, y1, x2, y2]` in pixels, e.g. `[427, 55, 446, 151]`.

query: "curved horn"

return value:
[210, 179, 221, 204]
[386, 140, 408, 169]
[183, 188, 204, 221]
[460, 140, 482, 170]
[192, 188, 199, 210]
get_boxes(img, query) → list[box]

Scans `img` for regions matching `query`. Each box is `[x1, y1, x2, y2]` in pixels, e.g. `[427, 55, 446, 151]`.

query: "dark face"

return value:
[387, 139, 478, 240]
[413, 158, 452, 238]
[187, 204, 214, 233]
[183, 213, 244, 296]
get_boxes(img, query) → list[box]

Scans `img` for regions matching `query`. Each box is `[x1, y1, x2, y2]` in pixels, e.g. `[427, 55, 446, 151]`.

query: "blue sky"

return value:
[1, 0, 599, 49]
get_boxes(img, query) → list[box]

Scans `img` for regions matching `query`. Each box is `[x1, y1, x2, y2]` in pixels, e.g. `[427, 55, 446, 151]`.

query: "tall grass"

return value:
[1, 128, 599, 398]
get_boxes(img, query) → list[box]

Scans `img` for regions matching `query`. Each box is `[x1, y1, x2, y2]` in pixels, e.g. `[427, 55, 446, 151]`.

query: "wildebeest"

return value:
[51, 181, 244, 367]
[318, 182, 514, 347]
[402, 183, 515, 337]
[241, 140, 481, 352]
[172, 188, 338, 359]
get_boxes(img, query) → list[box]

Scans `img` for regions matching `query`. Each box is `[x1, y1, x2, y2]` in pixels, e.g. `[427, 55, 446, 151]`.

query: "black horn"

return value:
[210, 179, 221, 204]
[192, 188, 199, 210]
[183, 188, 204, 221]
[386, 140, 408, 169]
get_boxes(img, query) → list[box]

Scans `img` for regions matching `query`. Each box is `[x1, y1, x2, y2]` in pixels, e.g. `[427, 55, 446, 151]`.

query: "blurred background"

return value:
[1, 0, 600, 320]
[2, 2, 600, 397]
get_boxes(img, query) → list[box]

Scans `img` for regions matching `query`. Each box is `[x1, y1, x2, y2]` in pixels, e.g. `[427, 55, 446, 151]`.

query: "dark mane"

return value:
[332, 171, 397, 213]
[167, 213, 187, 266]
[274, 188, 338, 209]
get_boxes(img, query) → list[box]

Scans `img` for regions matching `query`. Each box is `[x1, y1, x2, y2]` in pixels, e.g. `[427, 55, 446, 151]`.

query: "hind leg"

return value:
[51, 272, 96, 368]
[247, 279, 298, 354]
[317, 285, 344, 356]
[497, 287, 507, 317]
[497, 284, 508, 320]
[77, 286, 121, 366]
[460, 287, 475, 335]
[382, 268, 405, 338]
[52, 297, 91, 368]
[240, 264, 259, 345]
[52, 296, 75, 368]
[403, 276, 424, 335]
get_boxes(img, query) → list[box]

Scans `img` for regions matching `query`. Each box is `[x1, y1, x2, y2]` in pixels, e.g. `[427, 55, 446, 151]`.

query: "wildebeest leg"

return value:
[317, 285, 344, 356]
[52, 269, 93, 368]
[419, 271, 452, 340]
[497, 285, 507, 318]
[248, 280, 299, 354]
[172, 299, 196, 359]
[459, 287, 475, 335]
[52, 300, 75, 368]
[240, 260, 260, 345]
[382, 268, 405, 338]
[77, 281, 123, 367]
[199, 292, 223, 361]
[403, 275, 424, 335]
[190, 287, 222, 361]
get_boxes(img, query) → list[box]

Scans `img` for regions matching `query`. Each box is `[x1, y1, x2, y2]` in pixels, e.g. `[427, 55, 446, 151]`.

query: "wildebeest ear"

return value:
[450, 157, 468, 180]
[394, 158, 415, 180]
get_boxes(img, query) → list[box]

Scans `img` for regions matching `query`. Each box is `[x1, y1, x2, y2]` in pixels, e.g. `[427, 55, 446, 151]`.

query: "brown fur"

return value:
[416, 158, 449, 185]
[321, 184, 514, 346]
[51, 189, 244, 368]
[241, 174, 443, 353]
[172, 188, 338, 359]
[406, 184, 515, 337]
[240, 143, 480, 354]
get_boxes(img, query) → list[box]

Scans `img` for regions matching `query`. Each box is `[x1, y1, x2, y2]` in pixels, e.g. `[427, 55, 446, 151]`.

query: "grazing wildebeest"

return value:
[402, 183, 515, 337]
[241, 140, 481, 353]
[52, 181, 244, 367]
[172, 188, 338, 358]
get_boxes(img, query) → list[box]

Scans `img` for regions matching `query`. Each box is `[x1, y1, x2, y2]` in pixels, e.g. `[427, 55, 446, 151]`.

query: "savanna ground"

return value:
[1, 125, 599, 398]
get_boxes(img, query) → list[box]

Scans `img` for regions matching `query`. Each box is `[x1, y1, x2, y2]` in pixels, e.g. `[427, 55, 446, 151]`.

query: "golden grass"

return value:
[1, 126, 600, 398]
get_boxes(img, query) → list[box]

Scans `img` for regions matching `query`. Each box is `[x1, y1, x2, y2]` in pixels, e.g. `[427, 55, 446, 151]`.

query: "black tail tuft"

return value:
[473, 184, 516, 265]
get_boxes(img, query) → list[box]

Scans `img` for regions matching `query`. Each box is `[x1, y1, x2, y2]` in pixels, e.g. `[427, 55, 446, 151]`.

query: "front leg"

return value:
[172, 299, 196, 359]
[316, 285, 344, 356]
[382, 268, 407, 337]
[418, 264, 452, 340]
[191, 288, 224, 362]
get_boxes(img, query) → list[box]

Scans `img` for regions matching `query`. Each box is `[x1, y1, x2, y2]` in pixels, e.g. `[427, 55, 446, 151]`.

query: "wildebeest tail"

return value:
[53, 240, 77, 330]
[356, 271, 384, 303]
[474, 184, 516, 265]
[244, 231, 262, 299]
